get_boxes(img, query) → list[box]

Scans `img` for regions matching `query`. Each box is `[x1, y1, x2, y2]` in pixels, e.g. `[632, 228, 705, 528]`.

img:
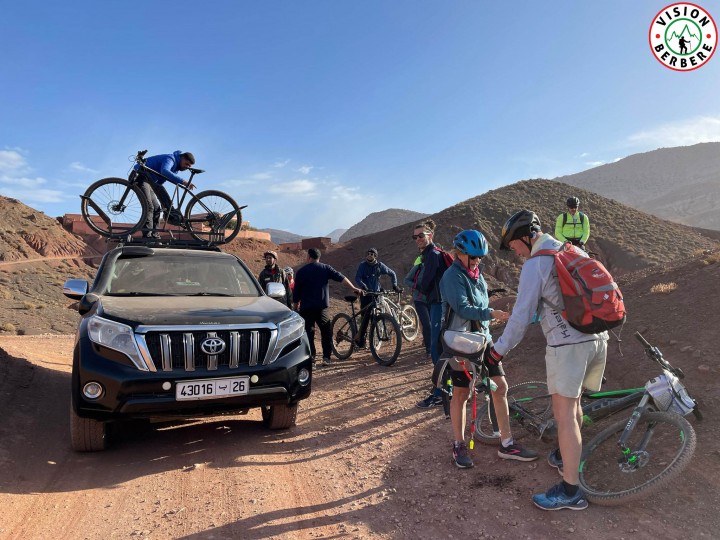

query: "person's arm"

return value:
[493, 259, 545, 356]
[355, 263, 367, 289]
[440, 272, 492, 322]
[555, 214, 567, 242]
[580, 213, 590, 244]
[381, 263, 398, 289]
[343, 276, 363, 295]
[404, 265, 419, 289]
[282, 272, 292, 308]
[158, 156, 188, 185]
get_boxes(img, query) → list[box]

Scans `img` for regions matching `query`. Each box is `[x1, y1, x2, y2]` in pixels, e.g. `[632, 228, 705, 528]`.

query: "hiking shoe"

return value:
[321, 357, 332, 367]
[452, 441, 474, 469]
[353, 338, 367, 350]
[547, 448, 564, 476]
[416, 395, 443, 409]
[142, 232, 161, 240]
[498, 442, 539, 462]
[532, 482, 588, 511]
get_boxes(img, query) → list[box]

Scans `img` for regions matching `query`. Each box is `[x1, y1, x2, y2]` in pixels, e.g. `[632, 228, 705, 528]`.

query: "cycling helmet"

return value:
[567, 196, 580, 209]
[499, 210, 541, 250]
[453, 230, 488, 257]
[263, 250, 278, 259]
[283, 266, 294, 275]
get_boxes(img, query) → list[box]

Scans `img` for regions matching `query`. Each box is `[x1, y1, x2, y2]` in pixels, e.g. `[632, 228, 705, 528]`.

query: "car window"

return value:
[105, 255, 259, 296]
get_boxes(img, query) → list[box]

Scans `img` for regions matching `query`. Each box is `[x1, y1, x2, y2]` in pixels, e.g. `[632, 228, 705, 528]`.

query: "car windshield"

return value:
[104, 255, 259, 297]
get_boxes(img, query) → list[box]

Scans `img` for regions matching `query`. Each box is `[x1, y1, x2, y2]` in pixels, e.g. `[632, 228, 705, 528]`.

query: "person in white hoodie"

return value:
[485, 210, 608, 511]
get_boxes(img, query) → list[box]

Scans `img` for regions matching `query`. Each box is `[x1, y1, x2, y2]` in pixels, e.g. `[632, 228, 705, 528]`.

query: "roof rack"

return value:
[107, 236, 223, 252]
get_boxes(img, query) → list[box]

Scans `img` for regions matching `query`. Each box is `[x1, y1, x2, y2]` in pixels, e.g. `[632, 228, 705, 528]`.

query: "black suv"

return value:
[63, 245, 312, 451]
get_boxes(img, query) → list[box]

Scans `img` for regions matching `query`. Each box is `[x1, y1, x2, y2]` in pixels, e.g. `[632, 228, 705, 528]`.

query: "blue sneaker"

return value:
[452, 441, 474, 469]
[532, 482, 588, 511]
[547, 448, 564, 476]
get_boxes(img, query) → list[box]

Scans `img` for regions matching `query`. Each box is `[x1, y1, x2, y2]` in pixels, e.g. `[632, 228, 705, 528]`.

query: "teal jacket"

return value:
[438, 260, 492, 340]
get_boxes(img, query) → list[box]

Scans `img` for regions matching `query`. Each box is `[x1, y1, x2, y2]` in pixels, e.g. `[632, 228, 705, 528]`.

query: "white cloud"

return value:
[0, 175, 47, 187]
[579, 152, 590, 158]
[296, 165, 313, 175]
[69, 161, 99, 174]
[330, 185, 361, 202]
[272, 159, 290, 168]
[627, 116, 720, 147]
[612, 157, 622, 163]
[251, 172, 273, 180]
[0, 186, 65, 203]
[584, 161, 605, 167]
[0, 149, 28, 173]
[268, 179, 317, 195]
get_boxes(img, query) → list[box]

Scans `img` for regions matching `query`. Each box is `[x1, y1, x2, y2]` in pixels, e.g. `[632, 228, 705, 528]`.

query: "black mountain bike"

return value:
[472, 332, 699, 505]
[331, 291, 402, 366]
[80, 150, 244, 243]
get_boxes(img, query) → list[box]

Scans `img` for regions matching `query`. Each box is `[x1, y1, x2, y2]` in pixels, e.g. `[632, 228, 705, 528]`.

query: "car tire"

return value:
[261, 403, 298, 429]
[70, 403, 107, 452]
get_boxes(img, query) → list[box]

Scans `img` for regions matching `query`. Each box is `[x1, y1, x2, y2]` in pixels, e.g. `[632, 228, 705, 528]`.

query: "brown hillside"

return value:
[339, 208, 428, 243]
[322, 179, 720, 292]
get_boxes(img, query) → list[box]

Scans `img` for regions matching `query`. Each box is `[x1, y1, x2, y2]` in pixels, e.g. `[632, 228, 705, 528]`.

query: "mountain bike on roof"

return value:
[80, 150, 245, 244]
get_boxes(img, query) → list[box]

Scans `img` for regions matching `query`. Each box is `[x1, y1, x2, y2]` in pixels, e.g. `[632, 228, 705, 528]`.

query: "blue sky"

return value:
[2, 1, 720, 236]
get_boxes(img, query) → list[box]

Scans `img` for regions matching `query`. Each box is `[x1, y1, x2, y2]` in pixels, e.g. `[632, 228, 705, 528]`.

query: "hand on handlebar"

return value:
[491, 309, 509, 322]
[393, 285, 402, 293]
[184, 180, 196, 190]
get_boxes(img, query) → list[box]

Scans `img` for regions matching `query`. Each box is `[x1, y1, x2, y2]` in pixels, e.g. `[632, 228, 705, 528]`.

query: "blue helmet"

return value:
[453, 230, 488, 257]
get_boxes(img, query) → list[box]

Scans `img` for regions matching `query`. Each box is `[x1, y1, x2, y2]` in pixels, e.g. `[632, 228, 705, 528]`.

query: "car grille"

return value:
[143, 329, 272, 371]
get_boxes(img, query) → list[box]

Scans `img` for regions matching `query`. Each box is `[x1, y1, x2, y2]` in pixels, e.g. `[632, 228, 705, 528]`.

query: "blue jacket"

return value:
[355, 260, 397, 291]
[293, 261, 345, 310]
[135, 151, 188, 185]
[439, 260, 492, 341]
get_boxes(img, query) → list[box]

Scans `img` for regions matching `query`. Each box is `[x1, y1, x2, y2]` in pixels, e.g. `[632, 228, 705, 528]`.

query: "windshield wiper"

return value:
[106, 292, 177, 296]
[186, 292, 237, 297]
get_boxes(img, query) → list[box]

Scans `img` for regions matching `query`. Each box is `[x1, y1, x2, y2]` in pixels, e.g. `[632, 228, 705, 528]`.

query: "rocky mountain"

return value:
[338, 209, 427, 243]
[322, 179, 720, 292]
[325, 228, 347, 243]
[260, 228, 308, 245]
[556, 142, 720, 231]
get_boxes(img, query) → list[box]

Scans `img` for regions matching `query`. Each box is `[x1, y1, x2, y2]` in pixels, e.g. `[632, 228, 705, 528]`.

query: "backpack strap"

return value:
[530, 247, 564, 313]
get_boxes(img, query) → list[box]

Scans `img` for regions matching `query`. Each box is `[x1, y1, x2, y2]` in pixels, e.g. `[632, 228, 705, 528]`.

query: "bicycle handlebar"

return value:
[635, 331, 684, 380]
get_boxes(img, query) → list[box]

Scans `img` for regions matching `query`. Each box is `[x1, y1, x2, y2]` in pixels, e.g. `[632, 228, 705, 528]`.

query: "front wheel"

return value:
[475, 381, 552, 445]
[398, 304, 419, 341]
[80, 177, 148, 237]
[70, 404, 107, 452]
[185, 190, 243, 243]
[369, 313, 401, 366]
[261, 403, 298, 429]
[579, 410, 696, 506]
[331, 312, 355, 360]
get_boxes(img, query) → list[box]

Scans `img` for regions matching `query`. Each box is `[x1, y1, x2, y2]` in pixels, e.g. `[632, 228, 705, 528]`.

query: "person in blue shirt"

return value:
[293, 248, 362, 366]
[354, 248, 399, 348]
[134, 150, 197, 238]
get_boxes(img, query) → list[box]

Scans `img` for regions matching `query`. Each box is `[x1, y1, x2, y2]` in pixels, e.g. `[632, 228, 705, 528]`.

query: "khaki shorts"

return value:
[545, 340, 607, 398]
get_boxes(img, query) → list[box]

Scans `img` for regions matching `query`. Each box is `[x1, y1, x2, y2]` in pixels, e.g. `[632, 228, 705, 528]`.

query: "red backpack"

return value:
[434, 247, 454, 269]
[532, 243, 626, 334]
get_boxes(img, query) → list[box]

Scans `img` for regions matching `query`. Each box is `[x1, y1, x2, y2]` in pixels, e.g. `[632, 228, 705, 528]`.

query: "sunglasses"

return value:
[468, 255, 482, 260]
[412, 233, 427, 240]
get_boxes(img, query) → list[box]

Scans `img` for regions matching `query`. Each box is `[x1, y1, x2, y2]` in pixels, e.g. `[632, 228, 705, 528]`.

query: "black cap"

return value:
[367, 248, 378, 256]
[308, 248, 321, 260]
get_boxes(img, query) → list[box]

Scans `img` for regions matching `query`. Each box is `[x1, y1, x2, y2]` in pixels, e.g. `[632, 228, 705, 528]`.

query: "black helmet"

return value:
[499, 210, 541, 250]
[567, 196, 580, 209]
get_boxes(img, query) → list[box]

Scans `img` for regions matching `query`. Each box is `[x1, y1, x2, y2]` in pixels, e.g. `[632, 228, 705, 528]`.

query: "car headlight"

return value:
[87, 315, 147, 369]
[267, 311, 306, 363]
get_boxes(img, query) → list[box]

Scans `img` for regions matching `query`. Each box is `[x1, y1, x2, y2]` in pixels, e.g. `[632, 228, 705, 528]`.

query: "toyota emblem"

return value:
[201, 337, 226, 355]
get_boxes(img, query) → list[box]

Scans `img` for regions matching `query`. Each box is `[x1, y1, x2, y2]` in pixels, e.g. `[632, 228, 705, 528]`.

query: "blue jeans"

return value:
[414, 300, 432, 355]
[416, 301, 443, 397]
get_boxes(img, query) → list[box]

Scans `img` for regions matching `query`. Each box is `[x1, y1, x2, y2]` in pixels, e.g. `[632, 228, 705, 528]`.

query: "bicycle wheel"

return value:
[331, 313, 355, 360]
[185, 190, 242, 243]
[579, 410, 696, 506]
[369, 313, 401, 366]
[475, 381, 552, 445]
[80, 178, 148, 237]
[398, 304, 419, 341]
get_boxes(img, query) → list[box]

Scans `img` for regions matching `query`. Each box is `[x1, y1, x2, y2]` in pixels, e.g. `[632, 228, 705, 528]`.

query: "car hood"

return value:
[97, 296, 291, 327]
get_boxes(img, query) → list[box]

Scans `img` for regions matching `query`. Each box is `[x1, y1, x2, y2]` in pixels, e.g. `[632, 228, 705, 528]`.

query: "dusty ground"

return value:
[2, 252, 720, 540]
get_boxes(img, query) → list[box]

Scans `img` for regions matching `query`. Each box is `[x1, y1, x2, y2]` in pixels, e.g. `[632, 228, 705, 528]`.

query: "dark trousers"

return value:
[299, 307, 332, 360]
[139, 179, 173, 232]
[356, 295, 374, 344]
[414, 300, 432, 355]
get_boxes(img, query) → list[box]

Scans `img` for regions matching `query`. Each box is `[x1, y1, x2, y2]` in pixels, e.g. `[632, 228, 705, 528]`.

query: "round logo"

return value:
[649, 3, 717, 71]
[201, 337, 226, 355]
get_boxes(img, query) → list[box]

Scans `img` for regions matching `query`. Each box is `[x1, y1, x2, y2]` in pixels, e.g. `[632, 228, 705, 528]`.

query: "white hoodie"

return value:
[494, 233, 607, 356]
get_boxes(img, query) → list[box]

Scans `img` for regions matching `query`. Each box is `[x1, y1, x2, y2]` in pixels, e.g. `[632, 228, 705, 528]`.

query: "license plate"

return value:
[175, 377, 249, 401]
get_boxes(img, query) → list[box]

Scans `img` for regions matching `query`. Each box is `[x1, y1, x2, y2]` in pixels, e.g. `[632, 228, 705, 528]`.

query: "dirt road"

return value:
[1, 333, 718, 540]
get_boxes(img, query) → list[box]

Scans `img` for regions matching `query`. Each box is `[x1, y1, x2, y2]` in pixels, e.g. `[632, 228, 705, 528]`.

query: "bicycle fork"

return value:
[617, 394, 654, 471]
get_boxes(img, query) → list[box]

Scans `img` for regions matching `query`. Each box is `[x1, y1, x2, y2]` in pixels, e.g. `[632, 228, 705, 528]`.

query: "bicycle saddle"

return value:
[344, 295, 358, 303]
[188, 167, 205, 174]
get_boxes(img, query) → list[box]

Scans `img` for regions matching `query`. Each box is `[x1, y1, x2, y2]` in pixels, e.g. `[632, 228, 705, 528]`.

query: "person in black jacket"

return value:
[412, 219, 452, 409]
[257, 250, 292, 307]
[354, 248, 399, 348]
[293, 248, 362, 366]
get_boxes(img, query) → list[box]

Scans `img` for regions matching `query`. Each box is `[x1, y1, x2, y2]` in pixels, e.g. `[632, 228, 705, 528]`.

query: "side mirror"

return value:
[63, 279, 89, 300]
[78, 293, 99, 316]
[266, 282, 286, 299]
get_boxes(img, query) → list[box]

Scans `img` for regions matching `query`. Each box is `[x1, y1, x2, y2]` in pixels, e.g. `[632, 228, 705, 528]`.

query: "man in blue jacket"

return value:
[134, 150, 197, 238]
[354, 248, 399, 348]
